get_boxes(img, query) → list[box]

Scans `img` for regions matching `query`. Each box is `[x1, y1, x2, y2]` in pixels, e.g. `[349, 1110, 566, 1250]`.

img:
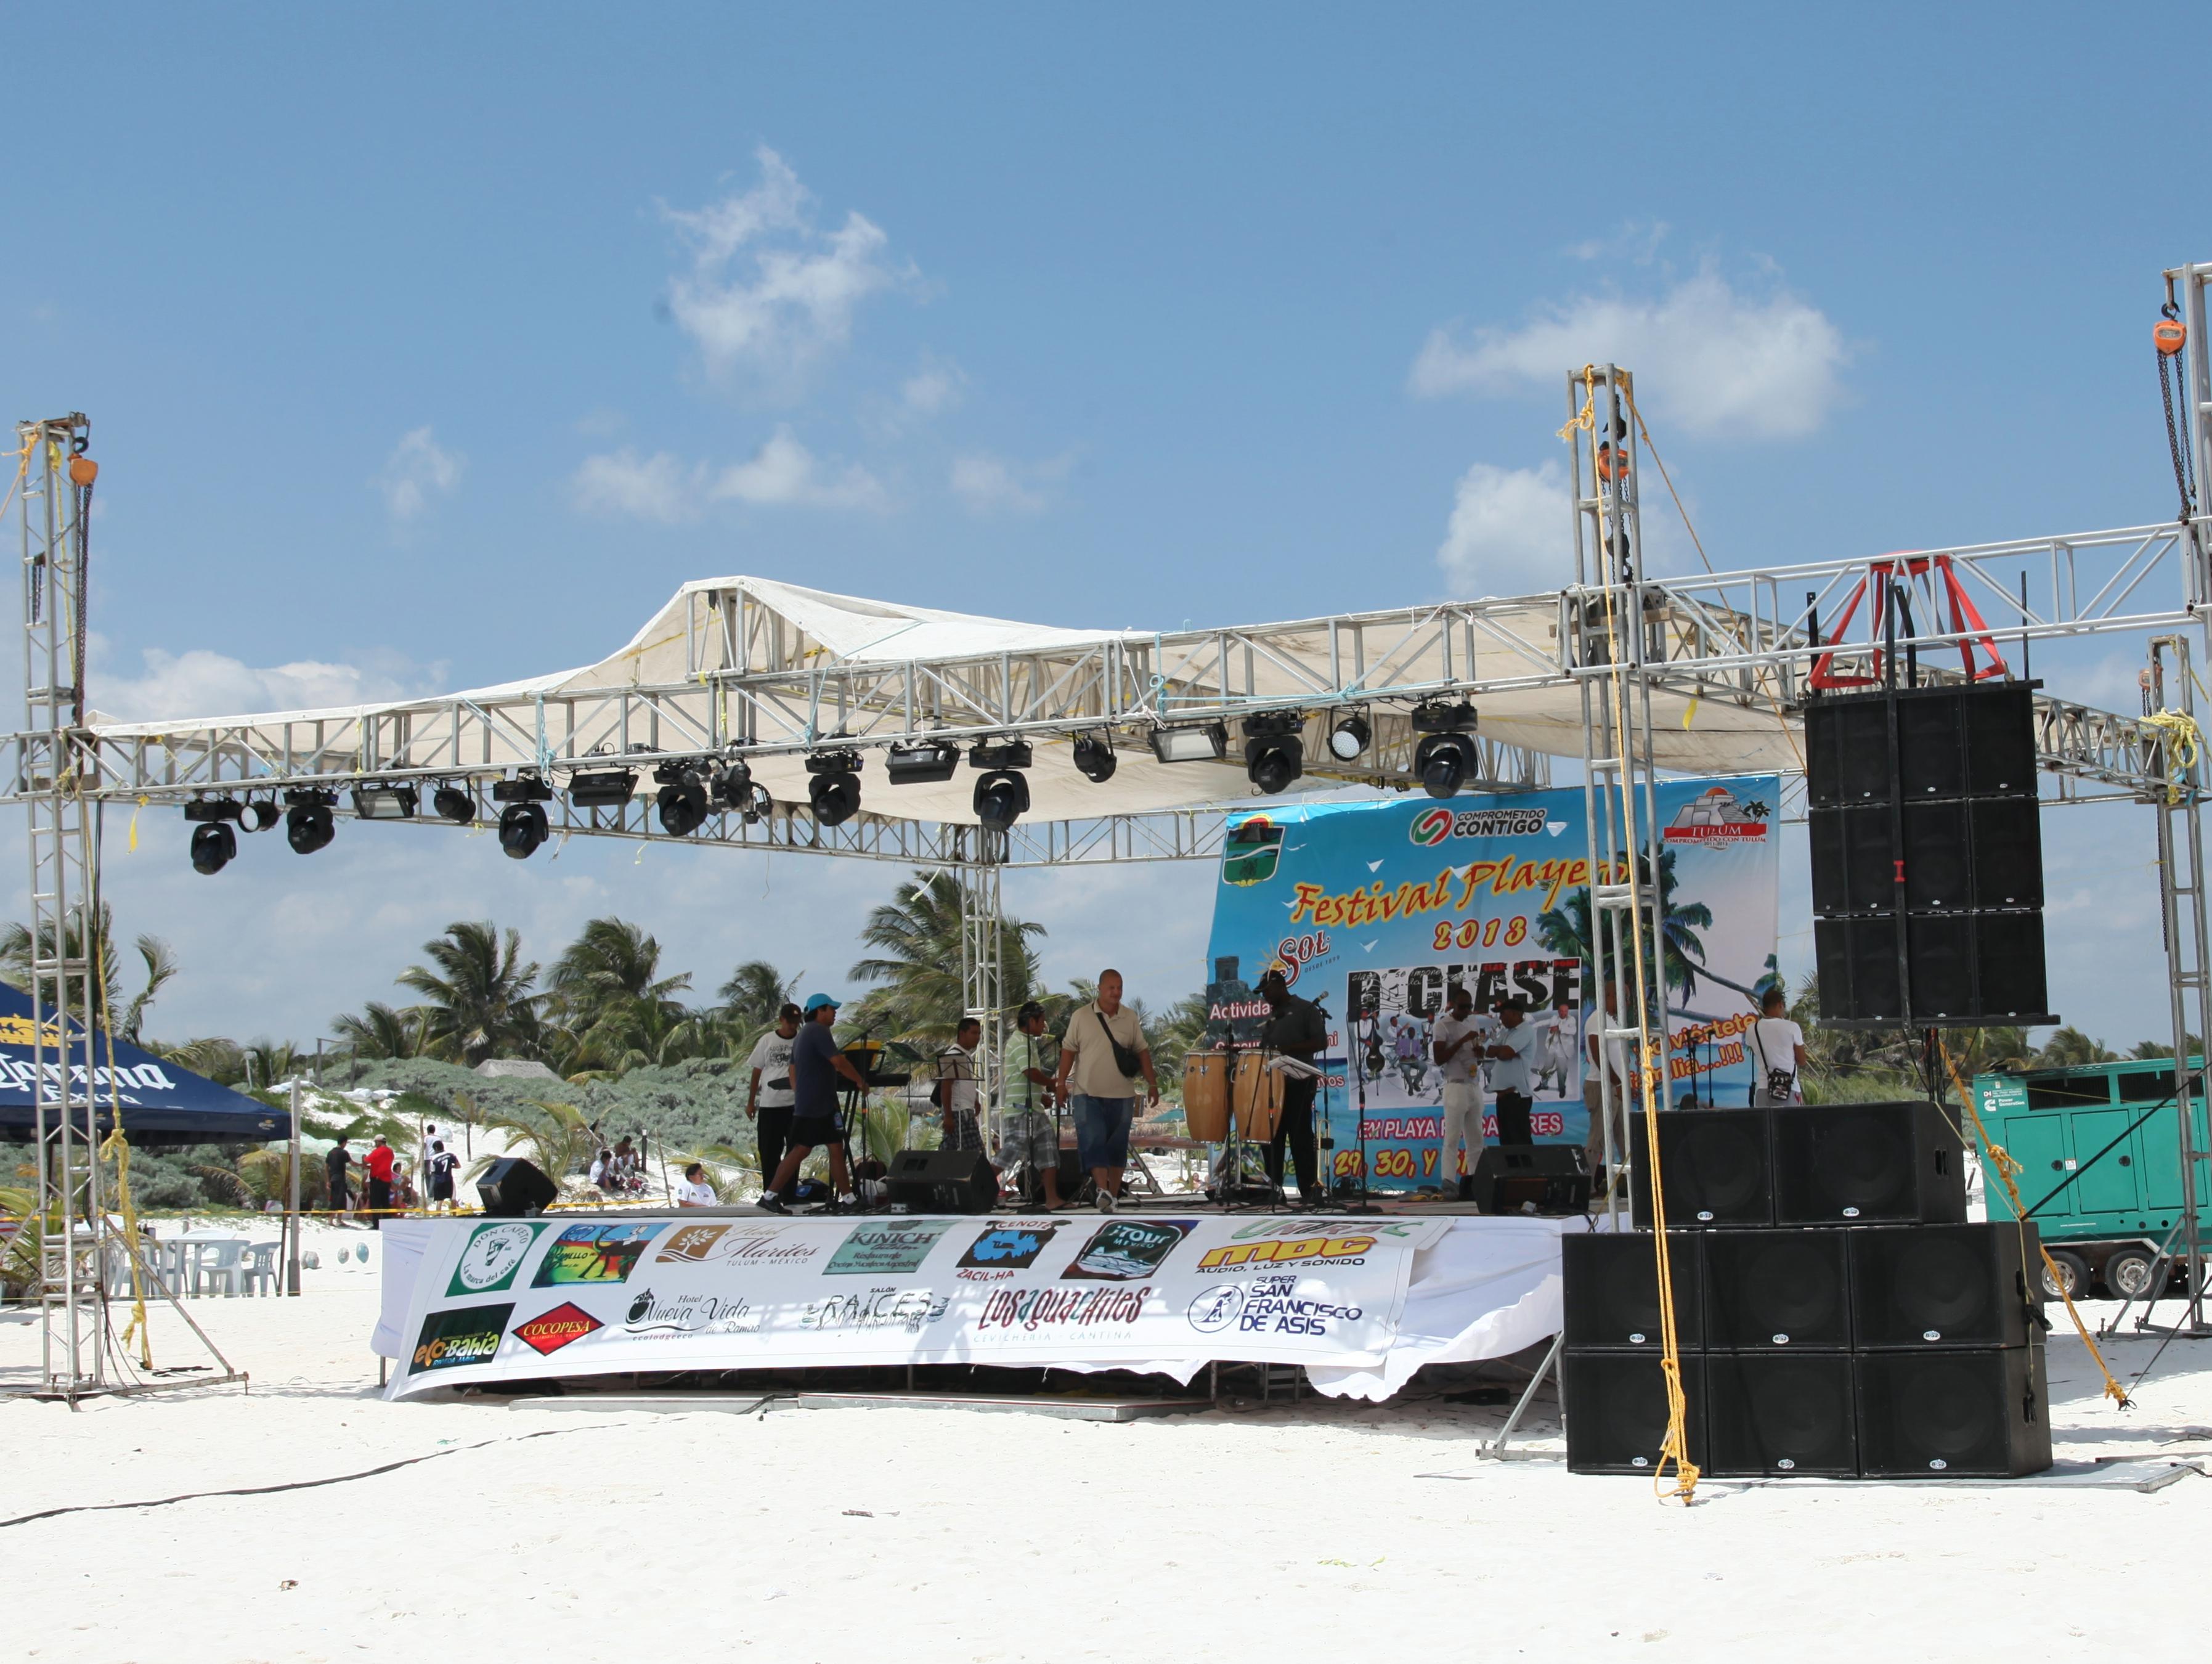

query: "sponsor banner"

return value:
[1204, 778, 1780, 1190]
[383, 1212, 1449, 1398]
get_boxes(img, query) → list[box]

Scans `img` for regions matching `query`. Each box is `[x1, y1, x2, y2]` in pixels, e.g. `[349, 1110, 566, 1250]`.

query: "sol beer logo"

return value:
[1195, 1234, 1375, 1273]
[511, 1302, 603, 1357]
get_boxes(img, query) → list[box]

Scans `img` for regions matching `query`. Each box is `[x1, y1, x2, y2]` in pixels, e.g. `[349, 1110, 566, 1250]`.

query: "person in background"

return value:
[1584, 981, 1633, 1184]
[612, 1136, 641, 1193]
[1053, 969, 1160, 1212]
[1482, 996, 1539, 1148]
[425, 1140, 458, 1212]
[1431, 985, 1486, 1202]
[746, 1003, 803, 1197]
[362, 1133, 397, 1226]
[325, 1137, 353, 1221]
[1749, 987, 1808, 1107]
[936, 1016, 986, 1154]
[588, 1146, 614, 1192]
[675, 1161, 719, 1207]
[1256, 968, 1328, 1207]
[999, 1001, 1063, 1209]
[758, 994, 865, 1213]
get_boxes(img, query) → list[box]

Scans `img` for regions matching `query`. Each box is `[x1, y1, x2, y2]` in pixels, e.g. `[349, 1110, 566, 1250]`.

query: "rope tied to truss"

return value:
[2141, 708, 2203, 807]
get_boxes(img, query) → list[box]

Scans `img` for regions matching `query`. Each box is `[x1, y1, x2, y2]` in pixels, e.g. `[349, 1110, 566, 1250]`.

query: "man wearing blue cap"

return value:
[758, 993, 866, 1212]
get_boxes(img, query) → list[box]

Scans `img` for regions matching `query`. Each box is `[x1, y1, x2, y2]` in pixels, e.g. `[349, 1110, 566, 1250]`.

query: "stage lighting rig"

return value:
[1327, 711, 1371, 762]
[190, 822, 236, 875]
[973, 769, 1031, 828]
[283, 789, 337, 855]
[240, 799, 281, 833]
[805, 748, 864, 826]
[1242, 712, 1304, 796]
[431, 785, 476, 825]
[1071, 732, 1119, 783]
[566, 767, 638, 810]
[498, 801, 549, 859]
[654, 761, 710, 836]
[351, 783, 419, 821]
[492, 775, 554, 804]
[969, 738, 1033, 772]
[713, 756, 772, 823]
[1149, 721, 1228, 765]
[885, 740, 961, 785]
[1410, 699, 1478, 734]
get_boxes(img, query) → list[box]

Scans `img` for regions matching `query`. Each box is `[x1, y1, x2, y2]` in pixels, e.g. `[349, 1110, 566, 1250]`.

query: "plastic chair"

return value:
[190, 1239, 249, 1297]
[238, 1242, 282, 1295]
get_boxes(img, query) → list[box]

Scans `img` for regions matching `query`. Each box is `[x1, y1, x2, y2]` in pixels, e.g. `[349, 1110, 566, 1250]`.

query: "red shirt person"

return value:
[362, 1135, 398, 1228]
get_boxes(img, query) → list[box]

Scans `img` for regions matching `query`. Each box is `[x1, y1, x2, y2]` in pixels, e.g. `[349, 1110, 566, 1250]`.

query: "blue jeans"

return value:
[1074, 1094, 1135, 1170]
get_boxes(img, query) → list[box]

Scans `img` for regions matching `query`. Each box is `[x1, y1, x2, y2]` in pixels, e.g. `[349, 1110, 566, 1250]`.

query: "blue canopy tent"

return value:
[0, 982, 290, 1144]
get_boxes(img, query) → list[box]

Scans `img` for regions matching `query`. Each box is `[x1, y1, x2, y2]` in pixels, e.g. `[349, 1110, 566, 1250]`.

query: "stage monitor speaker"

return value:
[476, 1156, 559, 1218]
[1848, 1223, 2043, 1350]
[1629, 1109, 1772, 1230]
[1701, 1229, 1852, 1350]
[885, 1146, 997, 1214]
[1770, 1101, 1967, 1225]
[1562, 1231, 1705, 1352]
[1562, 1351, 1707, 1476]
[1855, 1346, 2052, 1477]
[1474, 1144, 1592, 1216]
[1704, 1351, 1859, 1477]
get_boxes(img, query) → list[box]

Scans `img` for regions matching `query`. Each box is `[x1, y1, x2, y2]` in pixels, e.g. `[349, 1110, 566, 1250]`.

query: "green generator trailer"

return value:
[1971, 1058, 2210, 1301]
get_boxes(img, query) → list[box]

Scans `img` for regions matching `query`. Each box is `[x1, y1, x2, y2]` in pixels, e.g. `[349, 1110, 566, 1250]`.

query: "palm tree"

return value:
[470, 1099, 598, 1185]
[550, 918, 691, 1027]
[397, 921, 545, 1066]
[2035, 1026, 2116, 1068]
[847, 871, 1046, 1047]
[1537, 849, 1762, 1016]
[0, 902, 177, 1042]
[332, 1001, 429, 1061]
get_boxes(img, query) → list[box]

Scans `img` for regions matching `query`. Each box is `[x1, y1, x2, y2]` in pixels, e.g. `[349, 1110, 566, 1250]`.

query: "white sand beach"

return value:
[1, 1238, 2205, 1664]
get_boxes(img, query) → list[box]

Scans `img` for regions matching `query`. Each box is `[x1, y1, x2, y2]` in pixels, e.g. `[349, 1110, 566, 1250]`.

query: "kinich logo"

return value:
[1196, 1234, 1376, 1272]
[1409, 807, 1455, 847]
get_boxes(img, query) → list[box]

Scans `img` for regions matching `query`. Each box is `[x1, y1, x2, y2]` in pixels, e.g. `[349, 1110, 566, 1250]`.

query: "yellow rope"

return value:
[1556, 364, 1597, 442]
[1935, 1038, 2129, 1409]
[2142, 709, 2202, 806]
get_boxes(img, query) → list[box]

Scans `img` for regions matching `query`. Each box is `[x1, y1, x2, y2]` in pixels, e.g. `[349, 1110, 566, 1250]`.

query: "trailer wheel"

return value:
[2103, 1247, 2161, 1300]
[2042, 1249, 2091, 1302]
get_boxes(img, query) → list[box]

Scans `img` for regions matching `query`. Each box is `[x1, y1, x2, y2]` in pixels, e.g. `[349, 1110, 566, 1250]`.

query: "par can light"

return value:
[240, 801, 281, 833]
[189, 821, 237, 876]
[431, 785, 476, 824]
[498, 801, 548, 860]
[1071, 732, 1118, 783]
[1327, 712, 1371, 761]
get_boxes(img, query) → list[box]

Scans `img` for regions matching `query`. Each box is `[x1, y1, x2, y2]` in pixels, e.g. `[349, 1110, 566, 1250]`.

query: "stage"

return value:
[373, 1205, 1582, 1403]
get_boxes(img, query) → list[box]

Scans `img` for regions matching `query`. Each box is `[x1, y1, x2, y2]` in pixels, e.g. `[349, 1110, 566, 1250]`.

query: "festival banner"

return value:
[385, 1211, 1452, 1398]
[1202, 779, 1781, 1192]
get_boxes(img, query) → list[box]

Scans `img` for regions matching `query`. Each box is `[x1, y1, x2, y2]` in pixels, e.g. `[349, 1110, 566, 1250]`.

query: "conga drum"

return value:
[1183, 1051, 1232, 1141]
[1231, 1052, 1284, 1141]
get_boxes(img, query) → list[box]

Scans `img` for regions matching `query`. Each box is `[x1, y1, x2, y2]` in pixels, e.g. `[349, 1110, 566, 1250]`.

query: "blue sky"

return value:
[2, 6, 2198, 1051]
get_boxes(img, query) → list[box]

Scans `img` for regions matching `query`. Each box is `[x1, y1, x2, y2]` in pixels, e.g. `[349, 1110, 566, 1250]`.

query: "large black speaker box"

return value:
[1563, 1351, 1707, 1476]
[1474, 1144, 1592, 1216]
[1848, 1223, 2042, 1348]
[1562, 1231, 1704, 1351]
[1705, 1352, 1859, 1477]
[1770, 1101, 1966, 1225]
[1701, 1230, 1852, 1349]
[1630, 1109, 1771, 1229]
[1855, 1345, 2052, 1477]
[885, 1146, 997, 1213]
[476, 1156, 559, 1217]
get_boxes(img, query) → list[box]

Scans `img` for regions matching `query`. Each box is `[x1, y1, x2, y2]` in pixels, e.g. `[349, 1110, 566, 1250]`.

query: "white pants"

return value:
[1441, 1080, 1481, 1185]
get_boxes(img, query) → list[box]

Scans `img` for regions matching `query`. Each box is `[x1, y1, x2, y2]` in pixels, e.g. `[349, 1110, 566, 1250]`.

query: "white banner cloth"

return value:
[374, 1211, 1579, 1403]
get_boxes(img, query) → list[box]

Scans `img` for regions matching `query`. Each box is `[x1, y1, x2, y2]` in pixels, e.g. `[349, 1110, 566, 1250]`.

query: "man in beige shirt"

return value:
[1052, 968, 1161, 1210]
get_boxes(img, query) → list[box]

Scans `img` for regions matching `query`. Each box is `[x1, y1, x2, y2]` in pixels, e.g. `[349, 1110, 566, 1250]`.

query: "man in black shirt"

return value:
[1257, 968, 1330, 1206]
[758, 993, 868, 1212]
[325, 1138, 352, 1218]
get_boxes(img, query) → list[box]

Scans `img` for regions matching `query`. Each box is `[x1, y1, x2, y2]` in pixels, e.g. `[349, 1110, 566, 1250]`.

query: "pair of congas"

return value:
[1181, 1050, 1282, 1143]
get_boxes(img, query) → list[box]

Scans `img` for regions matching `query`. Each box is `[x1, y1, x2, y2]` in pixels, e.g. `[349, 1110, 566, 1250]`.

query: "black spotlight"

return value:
[498, 801, 549, 860]
[284, 790, 336, 855]
[1072, 732, 1118, 783]
[240, 800, 280, 833]
[1242, 712, 1304, 796]
[654, 762, 710, 836]
[432, 785, 476, 824]
[969, 737, 1034, 772]
[974, 769, 1031, 828]
[1327, 712, 1371, 762]
[1415, 732, 1480, 799]
[189, 821, 237, 876]
[566, 767, 638, 810]
[885, 740, 962, 785]
[492, 774, 555, 805]
[806, 749, 863, 826]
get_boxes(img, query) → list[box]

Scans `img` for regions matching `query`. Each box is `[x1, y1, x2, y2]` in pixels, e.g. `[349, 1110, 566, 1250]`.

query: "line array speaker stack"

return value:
[1566, 1101, 2052, 1478]
[1806, 682, 2057, 1028]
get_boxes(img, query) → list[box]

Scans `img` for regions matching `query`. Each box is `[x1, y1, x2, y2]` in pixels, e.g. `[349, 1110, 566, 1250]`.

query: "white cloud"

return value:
[901, 355, 966, 418]
[376, 426, 463, 520]
[1436, 459, 1569, 596]
[91, 643, 441, 722]
[662, 147, 914, 383]
[1566, 219, 1670, 263]
[708, 425, 886, 510]
[949, 451, 1070, 516]
[1409, 265, 1847, 440]
[572, 428, 885, 521]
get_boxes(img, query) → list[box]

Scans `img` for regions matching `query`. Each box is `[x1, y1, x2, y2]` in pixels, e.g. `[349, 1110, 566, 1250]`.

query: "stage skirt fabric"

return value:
[374, 1212, 1581, 1404]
